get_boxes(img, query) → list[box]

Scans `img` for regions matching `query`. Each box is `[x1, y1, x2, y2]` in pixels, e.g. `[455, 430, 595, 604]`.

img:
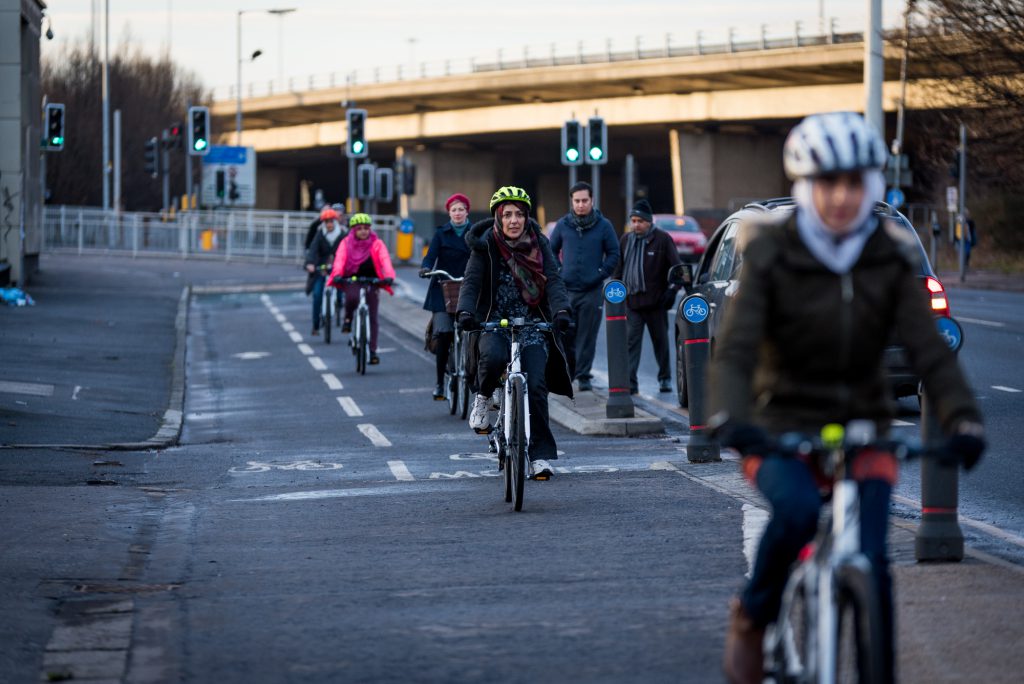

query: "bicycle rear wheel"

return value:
[445, 341, 458, 415]
[322, 290, 332, 344]
[509, 376, 527, 511]
[768, 576, 813, 683]
[834, 563, 886, 684]
[356, 309, 368, 375]
[458, 373, 470, 420]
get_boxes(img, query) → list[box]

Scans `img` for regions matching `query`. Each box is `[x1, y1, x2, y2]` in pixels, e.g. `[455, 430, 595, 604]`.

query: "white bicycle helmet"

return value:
[783, 112, 888, 180]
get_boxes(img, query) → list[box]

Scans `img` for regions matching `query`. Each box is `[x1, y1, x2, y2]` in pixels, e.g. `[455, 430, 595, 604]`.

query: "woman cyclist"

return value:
[708, 111, 986, 684]
[419, 193, 473, 400]
[304, 206, 346, 336]
[456, 186, 573, 480]
[328, 213, 396, 365]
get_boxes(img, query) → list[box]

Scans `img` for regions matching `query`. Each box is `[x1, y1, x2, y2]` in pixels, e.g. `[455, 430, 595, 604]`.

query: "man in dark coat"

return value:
[549, 181, 620, 391]
[612, 199, 682, 394]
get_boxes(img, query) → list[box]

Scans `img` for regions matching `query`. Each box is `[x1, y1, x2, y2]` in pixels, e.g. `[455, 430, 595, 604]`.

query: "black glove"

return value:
[380, 277, 394, 286]
[944, 432, 986, 472]
[553, 311, 572, 333]
[458, 311, 480, 331]
[330, 275, 344, 286]
[719, 422, 770, 457]
[418, 268, 430, 278]
[659, 287, 679, 311]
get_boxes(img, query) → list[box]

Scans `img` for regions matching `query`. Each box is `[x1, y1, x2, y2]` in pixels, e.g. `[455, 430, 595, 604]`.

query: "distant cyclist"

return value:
[456, 186, 573, 479]
[708, 111, 986, 684]
[304, 206, 346, 336]
[419, 193, 473, 399]
[328, 213, 396, 365]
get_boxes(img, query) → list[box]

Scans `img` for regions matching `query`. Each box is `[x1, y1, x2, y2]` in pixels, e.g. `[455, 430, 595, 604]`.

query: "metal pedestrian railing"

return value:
[42, 206, 401, 263]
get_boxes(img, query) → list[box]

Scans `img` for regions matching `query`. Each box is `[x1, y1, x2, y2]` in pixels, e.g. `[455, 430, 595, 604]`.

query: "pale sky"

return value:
[42, 1, 909, 101]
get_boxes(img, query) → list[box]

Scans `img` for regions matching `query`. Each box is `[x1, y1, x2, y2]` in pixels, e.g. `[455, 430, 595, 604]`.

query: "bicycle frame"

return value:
[422, 269, 466, 413]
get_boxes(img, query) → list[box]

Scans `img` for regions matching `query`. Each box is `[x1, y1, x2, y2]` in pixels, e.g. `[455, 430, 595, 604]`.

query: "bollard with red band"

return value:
[916, 316, 965, 562]
[679, 294, 720, 463]
[603, 280, 635, 418]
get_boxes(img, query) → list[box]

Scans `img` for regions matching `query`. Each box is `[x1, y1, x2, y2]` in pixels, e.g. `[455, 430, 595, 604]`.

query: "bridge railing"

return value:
[42, 206, 402, 263]
[212, 21, 874, 102]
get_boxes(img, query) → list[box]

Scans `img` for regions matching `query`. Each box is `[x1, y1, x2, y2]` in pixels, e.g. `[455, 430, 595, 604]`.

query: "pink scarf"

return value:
[342, 230, 378, 276]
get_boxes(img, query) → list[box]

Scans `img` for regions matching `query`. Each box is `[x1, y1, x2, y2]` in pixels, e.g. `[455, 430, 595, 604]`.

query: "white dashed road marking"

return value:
[337, 397, 363, 417]
[992, 385, 1021, 393]
[322, 373, 343, 390]
[282, 322, 295, 332]
[0, 380, 55, 397]
[388, 460, 415, 481]
[297, 344, 314, 356]
[289, 331, 303, 343]
[958, 316, 1005, 328]
[308, 357, 327, 371]
[274, 313, 286, 323]
[358, 423, 392, 447]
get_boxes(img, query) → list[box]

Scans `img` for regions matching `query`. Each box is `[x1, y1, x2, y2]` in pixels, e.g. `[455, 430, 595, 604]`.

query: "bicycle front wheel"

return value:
[445, 342, 458, 415]
[356, 309, 368, 375]
[509, 376, 527, 511]
[322, 290, 332, 344]
[834, 563, 886, 684]
[767, 574, 813, 683]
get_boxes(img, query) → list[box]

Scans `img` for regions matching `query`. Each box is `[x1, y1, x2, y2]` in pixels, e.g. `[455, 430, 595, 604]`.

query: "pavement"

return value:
[2, 253, 1023, 682]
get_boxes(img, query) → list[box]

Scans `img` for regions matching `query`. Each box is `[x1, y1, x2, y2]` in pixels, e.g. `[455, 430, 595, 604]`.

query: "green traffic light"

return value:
[51, 136, 64, 146]
[566, 149, 580, 162]
[589, 147, 603, 161]
[352, 140, 365, 154]
[194, 139, 208, 151]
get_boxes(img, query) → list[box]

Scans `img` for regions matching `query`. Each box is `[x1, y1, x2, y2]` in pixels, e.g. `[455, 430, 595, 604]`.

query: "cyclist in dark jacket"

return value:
[710, 112, 986, 684]
[303, 207, 346, 336]
[456, 186, 573, 480]
[419, 193, 473, 399]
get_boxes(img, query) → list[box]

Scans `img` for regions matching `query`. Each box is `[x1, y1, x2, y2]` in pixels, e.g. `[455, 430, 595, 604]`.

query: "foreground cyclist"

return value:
[304, 206, 346, 336]
[456, 186, 573, 480]
[328, 213, 396, 366]
[708, 112, 986, 684]
[419, 193, 473, 400]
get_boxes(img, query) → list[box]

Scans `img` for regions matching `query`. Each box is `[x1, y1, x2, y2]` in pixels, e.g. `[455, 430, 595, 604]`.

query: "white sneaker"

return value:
[490, 387, 502, 410]
[469, 394, 490, 431]
[530, 459, 553, 480]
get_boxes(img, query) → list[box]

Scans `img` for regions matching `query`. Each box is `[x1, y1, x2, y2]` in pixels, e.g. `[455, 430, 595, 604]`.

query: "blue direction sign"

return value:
[204, 145, 248, 165]
[886, 187, 905, 209]
[681, 295, 710, 324]
[936, 316, 963, 352]
[604, 280, 626, 304]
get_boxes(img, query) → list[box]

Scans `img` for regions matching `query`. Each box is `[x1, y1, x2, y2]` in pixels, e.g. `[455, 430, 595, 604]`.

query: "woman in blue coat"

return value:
[418, 193, 473, 399]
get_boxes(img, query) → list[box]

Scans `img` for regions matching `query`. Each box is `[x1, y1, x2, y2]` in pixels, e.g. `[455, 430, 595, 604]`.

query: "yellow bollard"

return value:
[200, 229, 215, 251]
[396, 219, 415, 262]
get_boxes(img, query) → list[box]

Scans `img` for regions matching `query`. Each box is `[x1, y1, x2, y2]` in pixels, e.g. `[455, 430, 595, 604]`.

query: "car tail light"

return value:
[925, 276, 950, 317]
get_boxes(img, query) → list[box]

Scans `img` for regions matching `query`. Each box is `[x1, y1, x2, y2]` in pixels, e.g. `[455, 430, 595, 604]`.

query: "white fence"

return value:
[42, 206, 402, 263]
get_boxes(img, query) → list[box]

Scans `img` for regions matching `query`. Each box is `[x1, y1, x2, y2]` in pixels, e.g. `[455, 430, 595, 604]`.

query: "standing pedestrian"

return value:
[549, 181, 620, 391]
[612, 199, 682, 394]
[419, 193, 473, 399]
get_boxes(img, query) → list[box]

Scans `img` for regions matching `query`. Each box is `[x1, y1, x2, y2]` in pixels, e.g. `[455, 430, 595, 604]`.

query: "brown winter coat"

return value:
[709, 216, 981, 435]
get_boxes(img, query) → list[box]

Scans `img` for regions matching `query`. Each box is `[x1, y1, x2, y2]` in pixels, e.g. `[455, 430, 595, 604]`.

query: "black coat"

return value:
[612, 227, 682, 310]
[457, 218, 574, 398]
[420, 222, 472, 313]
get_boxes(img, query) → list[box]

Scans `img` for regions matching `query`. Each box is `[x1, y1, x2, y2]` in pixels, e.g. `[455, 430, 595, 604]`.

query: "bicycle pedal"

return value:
[531, 472, 551, 481]
[474, 426, 493, 435]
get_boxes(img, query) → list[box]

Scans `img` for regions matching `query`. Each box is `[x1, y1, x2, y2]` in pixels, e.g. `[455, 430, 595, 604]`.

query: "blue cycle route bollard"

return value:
[916, 316, 966, 562]
[679, 294, 720, 463]
[603, 280, 635, 419]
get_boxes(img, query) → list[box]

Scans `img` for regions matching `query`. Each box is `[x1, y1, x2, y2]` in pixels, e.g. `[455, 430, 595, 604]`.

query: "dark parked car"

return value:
[653, 214, 708, 263]
[673, 198, 951, 408]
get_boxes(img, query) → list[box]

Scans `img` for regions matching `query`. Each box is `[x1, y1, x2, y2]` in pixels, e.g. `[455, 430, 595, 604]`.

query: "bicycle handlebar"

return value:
[482, 318, 553, 333]
[422, 269, 464, 282]
[331, 275, 383, 286]
[761, 422, 930, 464]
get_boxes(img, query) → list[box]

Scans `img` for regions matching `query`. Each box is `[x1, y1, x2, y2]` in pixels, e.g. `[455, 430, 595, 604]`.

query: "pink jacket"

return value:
[328, 237, 396, 295]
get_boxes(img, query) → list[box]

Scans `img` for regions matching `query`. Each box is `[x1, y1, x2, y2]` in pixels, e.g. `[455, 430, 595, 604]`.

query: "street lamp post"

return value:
[267, 8, 295, 89]
[236, 7, 296, 146]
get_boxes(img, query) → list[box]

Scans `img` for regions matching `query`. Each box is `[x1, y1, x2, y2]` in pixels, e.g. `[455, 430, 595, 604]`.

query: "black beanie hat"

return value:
[629, 199, 653, 223]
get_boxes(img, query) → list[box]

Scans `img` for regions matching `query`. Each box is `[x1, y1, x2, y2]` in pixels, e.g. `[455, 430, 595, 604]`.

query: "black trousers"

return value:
[476, 332, 558, 460]
[626, 306, 671, 391]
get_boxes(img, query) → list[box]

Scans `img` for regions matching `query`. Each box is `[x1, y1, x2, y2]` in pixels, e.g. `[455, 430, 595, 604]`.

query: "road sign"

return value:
[946, 186, 958, 213]
[936, 316, 963, 352]
[681, 295, 710, 324]
[886, 187, 905, 209]
[200, 145, 256, 207]
[604, 280, 626, 304]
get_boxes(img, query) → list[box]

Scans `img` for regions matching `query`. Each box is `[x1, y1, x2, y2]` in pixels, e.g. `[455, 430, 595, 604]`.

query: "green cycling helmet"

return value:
[349, 212, 373, 228]
[488, 186, 531, 213]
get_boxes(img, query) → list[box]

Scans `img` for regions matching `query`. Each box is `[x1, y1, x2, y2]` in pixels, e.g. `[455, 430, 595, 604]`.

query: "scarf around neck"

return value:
[450, 220, 469, 238]
[492, 224, 546, 307]
[342, 230, 378, 276]
[323, 224, 342, 244]
[792, 169, 884, 274]
[622, 226, 658, 295]
[572, 209, 599, 231]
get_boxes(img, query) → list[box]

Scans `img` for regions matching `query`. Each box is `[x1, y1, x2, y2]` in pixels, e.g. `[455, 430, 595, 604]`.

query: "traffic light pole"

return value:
[591, 165, 601, 211]
[113, 110, 121, 213]
[348, 157, 356, 213]
[568, 166, 577, 192]
[161, 128, 170, 216]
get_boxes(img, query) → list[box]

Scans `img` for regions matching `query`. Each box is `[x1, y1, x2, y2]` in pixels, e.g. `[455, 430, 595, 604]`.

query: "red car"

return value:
[653, 214, 707, 263]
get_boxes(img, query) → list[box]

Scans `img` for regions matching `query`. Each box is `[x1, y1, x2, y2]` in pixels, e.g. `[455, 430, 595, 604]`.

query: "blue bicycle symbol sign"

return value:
[682, 296, 710, 324]
[935, 316, 963, 352]
[604, 280, 627, 304]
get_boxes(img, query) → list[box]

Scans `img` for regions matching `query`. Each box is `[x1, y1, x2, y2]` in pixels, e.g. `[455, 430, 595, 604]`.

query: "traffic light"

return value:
[346, 109, 368, 159]
[949, 151, 961, 179]
[188, 106, 210, 156]
[356, 163, 375, 199]
[168, 121, 184, 151]
[229, 180, 240, 202]
[45, 103, 65, 151]
[375, 168, 394, 202]
[215, 169, 226, 198]
[561, 120, 582, 166]
[144, 137, 159, 178]
[585, 116, 607, 165]
[399, 158, 416, 195]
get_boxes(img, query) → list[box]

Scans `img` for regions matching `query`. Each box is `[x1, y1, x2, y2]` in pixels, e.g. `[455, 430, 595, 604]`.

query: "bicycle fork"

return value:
[817, 481, 862, 683]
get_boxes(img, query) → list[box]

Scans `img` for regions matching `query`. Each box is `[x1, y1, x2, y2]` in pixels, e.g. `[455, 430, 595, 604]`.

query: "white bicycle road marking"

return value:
[229, 460, 345, 474]
[289, 331, 303, 343]
[308, 357, 327, 371]
[232, 351, 271, 360]
[297, 343, 314, 356]
[337, 397, 363, 417]
[282, 322, 295, 332]
[958, 316, 1005, 328]
[992, 385, 1022, 393]
[72, 385, 82, 400]
[891, 419, 915, 427]
[388, 460, 415, 481]
[322, 373, 343, 390]
[358, 423, 392, 447]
